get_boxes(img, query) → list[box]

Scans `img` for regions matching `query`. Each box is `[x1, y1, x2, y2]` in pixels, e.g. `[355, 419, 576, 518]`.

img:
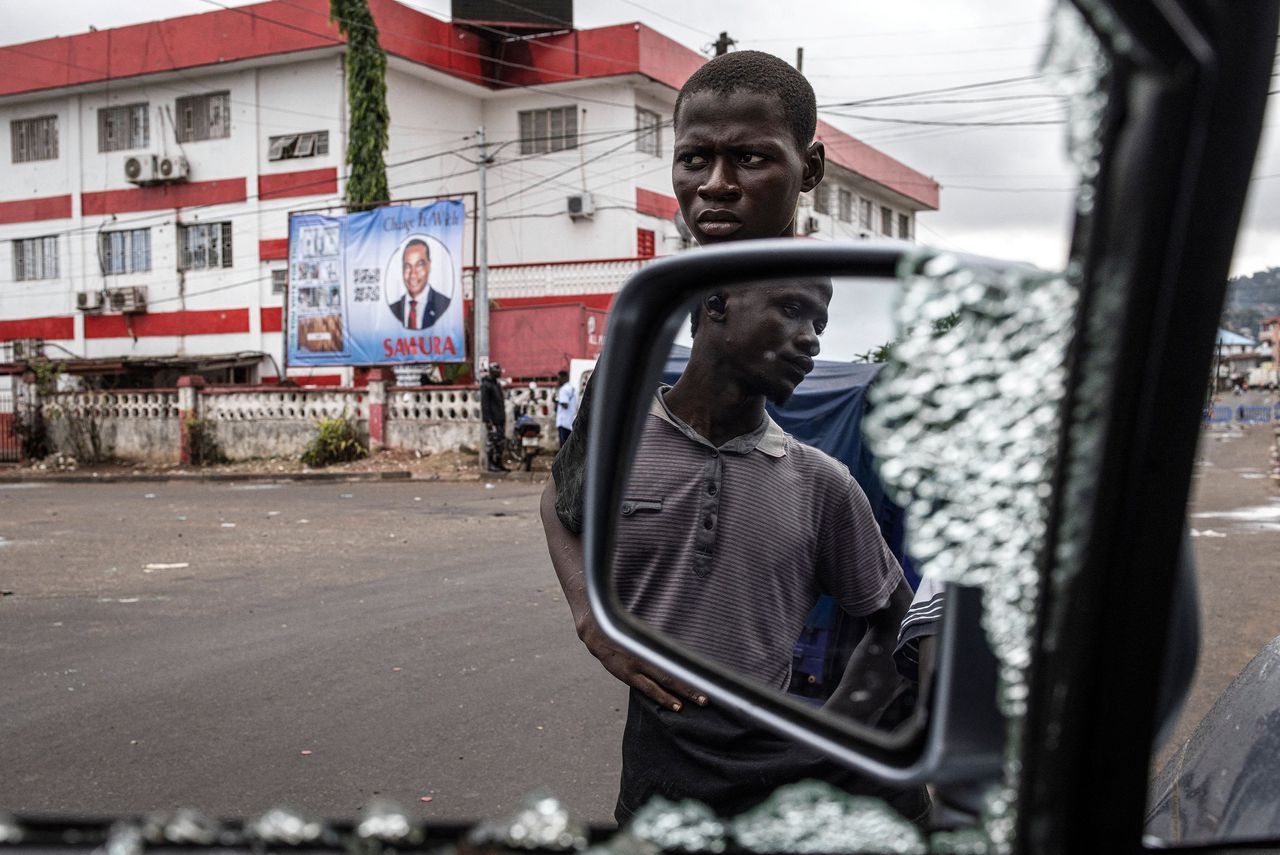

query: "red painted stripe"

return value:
[0, 194, 72, 225]
[0, 316, 75, 341]
[84, 308, 250, 339]
[258, 167, 338, 201]
[260, 306, 283, 333]
[636, 188, 679, 220]
[288, 374, 344, 387]
[82, 178, 247, 215]
[482, 293, 616, 311]
[259, 239, 289, 261]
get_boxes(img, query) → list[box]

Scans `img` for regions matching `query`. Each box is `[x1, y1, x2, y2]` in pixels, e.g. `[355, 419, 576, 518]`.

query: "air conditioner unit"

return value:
[76, 290, 104, 312]
[802, 216, 820, 236]
[157, 155, 190, 182]
[107, 286, 148, 313]
[124, 154, 158, 185]
[566, 192, 595, 220]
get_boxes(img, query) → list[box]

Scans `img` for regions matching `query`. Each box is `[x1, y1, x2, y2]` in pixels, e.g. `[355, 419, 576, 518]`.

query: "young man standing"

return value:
[480, 362, 508, 472]
[555, 369, 578, 447]
[541, 50, 920, 822]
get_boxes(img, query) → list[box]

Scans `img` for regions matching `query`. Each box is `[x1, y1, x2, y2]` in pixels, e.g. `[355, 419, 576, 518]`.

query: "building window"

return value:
[635, 108, 661, 157]
[271, 268, 288, 293]
[100, 228, 151, 275]
[268, 131, 329, 161]
[637, 228, 656, 258]
[175, 92, 231, 143]
[881, 205, 893, 236]
[11, 116, 58, 163]
[860, 199, 873, 231]
[812, 185, 830, 216]
[837, 188, 853, 222]
[518, 106, 578, 155]
[98, 104, 149, 152]
[898, 213, 911, 241]
[13, 236, 58, 281]
[179, 222, 233, 270]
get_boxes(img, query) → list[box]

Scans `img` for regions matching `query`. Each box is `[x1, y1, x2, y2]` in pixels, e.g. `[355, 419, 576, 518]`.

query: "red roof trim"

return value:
[0, 0, 342, 98]
[636, 187, 679, 220]
[817, 120, 939, 210]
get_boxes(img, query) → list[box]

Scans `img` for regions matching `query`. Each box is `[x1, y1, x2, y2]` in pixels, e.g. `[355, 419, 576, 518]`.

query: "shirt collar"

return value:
[649, 386, 788, 458]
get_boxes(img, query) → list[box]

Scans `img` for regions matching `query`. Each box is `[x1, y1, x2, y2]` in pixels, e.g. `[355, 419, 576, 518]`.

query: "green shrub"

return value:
[301, 411, 368, 467]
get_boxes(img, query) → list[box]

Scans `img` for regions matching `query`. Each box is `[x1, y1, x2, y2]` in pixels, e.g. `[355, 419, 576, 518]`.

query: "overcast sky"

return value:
[6, 0, 1279, 277]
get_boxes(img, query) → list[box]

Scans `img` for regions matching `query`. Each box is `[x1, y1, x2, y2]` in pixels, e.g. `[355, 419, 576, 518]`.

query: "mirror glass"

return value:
[613, 273, 952, 741]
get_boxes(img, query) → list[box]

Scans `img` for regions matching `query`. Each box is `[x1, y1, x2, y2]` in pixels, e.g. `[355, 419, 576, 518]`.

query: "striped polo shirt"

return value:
[614, 390, 904, 691]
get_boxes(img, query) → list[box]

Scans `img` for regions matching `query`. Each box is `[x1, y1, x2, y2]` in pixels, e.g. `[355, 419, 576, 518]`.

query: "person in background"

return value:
[480, 362, 508, 472]
[555, 369, 578, 447]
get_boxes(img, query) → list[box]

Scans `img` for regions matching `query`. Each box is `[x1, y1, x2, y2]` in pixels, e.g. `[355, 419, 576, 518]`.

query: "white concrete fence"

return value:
[33, 374, 557, 464]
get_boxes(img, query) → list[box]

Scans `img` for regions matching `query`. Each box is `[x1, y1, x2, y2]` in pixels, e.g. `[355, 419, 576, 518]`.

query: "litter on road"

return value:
[143, 563, 190, 572]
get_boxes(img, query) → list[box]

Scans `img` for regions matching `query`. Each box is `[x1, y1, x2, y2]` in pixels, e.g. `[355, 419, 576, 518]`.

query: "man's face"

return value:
[402, 244, 430, 298]
[673, 89, 824, 246]
[711, 279, 831, 405]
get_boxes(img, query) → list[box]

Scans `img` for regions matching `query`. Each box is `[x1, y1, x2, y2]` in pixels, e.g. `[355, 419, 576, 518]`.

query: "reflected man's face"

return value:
[720, 279, 831, 405]
[403, 244, 430, 298]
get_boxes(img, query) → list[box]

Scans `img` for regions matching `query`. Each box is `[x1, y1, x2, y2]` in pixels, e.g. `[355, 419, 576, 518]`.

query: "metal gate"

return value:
[0, 390, 19, 462]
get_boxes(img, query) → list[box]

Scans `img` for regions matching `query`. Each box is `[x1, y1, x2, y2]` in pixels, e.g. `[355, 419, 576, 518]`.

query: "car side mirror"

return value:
[579, 240, 1068, 802]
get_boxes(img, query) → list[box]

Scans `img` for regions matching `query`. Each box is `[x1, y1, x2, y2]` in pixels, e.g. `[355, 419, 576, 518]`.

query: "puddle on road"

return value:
[228, 484, 283, 492]
[0, 483, 49, 490]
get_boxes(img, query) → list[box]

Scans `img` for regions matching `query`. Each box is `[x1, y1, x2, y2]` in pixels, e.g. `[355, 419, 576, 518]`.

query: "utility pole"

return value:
[795, 46, 804, 74]
[713, 31, 736, 56]
[474, 126, 490, 379]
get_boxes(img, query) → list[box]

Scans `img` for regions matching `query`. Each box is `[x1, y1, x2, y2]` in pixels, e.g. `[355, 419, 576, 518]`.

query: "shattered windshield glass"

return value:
[0, 0, 1114, 852]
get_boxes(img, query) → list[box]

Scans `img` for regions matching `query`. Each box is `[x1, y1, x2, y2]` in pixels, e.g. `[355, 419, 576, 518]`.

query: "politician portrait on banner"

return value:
[286, 200, 467, 366]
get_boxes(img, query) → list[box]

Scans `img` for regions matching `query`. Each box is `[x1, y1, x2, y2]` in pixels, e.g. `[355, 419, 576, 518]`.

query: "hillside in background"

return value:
[1223, 267, 1280, 338]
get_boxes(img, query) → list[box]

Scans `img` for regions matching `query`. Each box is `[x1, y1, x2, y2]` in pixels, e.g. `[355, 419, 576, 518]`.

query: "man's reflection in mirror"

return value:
[603, 280, 922, 821]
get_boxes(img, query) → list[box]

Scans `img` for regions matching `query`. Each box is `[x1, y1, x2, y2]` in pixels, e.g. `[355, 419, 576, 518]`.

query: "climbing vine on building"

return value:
[331, 0, 389, 211]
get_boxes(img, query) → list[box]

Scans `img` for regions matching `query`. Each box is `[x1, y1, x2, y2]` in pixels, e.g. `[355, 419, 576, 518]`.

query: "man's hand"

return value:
[576, 612, 706, 712]
[540, 479, 706, 712]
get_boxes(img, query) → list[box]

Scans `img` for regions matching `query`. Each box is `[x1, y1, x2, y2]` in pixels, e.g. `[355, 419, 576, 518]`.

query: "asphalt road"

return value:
[0, 479, 627, 825]
[1155, 412, 1280, 769]
[1, 414, 1276, 828]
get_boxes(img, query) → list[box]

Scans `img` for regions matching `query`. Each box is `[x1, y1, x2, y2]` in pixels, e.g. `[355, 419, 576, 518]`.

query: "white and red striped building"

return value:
[0, 0, 940, 388]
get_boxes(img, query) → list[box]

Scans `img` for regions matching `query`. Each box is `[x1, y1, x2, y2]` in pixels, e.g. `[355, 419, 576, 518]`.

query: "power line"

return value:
[820, 112, 1064, 128]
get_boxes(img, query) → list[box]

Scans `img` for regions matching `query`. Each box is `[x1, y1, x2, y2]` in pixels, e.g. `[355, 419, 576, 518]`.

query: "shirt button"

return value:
[707, 484, 717, 496]
[703, 516, 714, 530]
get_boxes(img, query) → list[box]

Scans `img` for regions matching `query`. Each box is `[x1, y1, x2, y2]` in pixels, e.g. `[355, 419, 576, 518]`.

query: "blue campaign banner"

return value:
[286, 200, 467, 366]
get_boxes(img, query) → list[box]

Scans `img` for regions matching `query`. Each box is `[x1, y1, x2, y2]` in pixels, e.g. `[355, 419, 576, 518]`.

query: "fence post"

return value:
[367, 368, 387, 452]
[177, 375, 207, 465]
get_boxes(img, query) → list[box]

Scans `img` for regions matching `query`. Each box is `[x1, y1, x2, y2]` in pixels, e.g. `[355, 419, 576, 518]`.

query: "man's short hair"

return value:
[674, 50, 817, 152]
[405, 238, 430, 260]
[558, 370, 570, 382]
